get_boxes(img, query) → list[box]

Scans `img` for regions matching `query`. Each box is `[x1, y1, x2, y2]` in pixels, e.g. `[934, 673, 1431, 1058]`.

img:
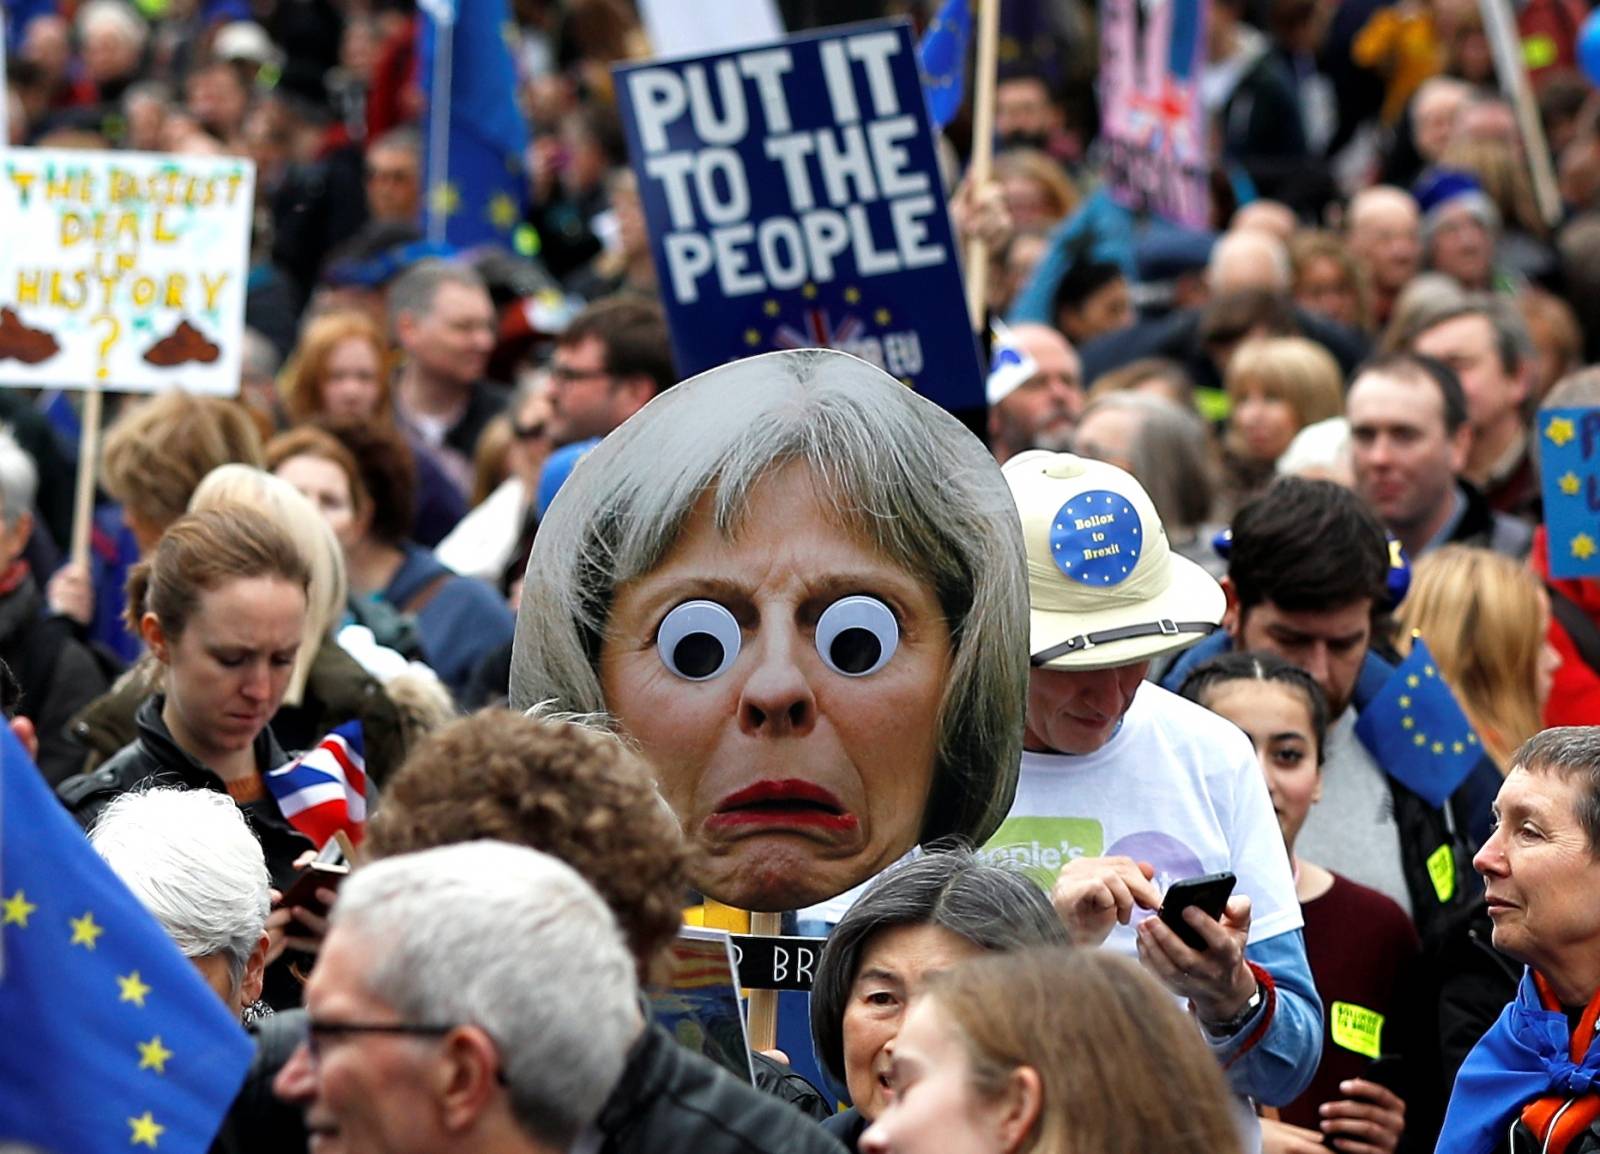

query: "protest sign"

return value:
[1098, 0, 1210, 229]
[729, 933, 828, 992]
[1539, 407, 1600, 578]
[615, 20, 983, 413]
[0, 148, 254, 395]
[648, 927, 755, 1084]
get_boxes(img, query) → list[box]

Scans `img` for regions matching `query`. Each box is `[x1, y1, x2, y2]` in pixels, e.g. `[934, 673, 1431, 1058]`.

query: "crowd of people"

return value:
[9, 0, 1600, 1153]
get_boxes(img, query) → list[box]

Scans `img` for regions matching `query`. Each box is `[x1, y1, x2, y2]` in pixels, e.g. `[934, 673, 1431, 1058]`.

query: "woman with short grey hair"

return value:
[808, 846, 1069, 1151]
[511, 348, 1028, 913]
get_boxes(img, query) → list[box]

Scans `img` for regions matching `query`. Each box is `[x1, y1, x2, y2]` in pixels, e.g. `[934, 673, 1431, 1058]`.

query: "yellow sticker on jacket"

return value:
[1331, 1001, 1385, 1059]
[1427, 843, 1456, 904]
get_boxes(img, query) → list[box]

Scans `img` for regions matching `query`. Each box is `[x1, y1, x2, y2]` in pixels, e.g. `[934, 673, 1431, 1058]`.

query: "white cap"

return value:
[986, 321, 1038, 405]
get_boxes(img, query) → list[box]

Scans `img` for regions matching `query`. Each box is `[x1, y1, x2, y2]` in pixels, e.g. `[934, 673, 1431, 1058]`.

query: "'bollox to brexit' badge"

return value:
[1049, 491, 1142, 586]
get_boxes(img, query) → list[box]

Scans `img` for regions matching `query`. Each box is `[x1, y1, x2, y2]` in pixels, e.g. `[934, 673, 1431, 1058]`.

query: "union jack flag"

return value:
[264, 721, 368, 847]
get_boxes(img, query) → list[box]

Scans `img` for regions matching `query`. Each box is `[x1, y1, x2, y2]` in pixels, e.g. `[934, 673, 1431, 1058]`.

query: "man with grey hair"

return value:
[274, 841, 640, 1154]
[389, 259, 506, 501]
[0, 427, 108, 783]
[90, 788, 271, 1020]
[365, 127, 423, 226]
[1405, 294, 1536, 517]
[76, 0, 147, 104]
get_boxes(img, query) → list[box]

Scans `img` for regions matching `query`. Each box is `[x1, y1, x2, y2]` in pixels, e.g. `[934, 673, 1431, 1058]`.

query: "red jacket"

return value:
[1531, 527, 1600, 727]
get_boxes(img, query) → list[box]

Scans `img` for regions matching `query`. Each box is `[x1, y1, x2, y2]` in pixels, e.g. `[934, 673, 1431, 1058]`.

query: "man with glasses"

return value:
[364, 128, 423, 227]
[274, 841, 640, 1154]
[545, 297, 675, 447]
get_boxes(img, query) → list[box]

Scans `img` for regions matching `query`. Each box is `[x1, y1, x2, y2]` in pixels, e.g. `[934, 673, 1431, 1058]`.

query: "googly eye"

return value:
[815, 596, 899, 677]
[656, 600, 741, 681]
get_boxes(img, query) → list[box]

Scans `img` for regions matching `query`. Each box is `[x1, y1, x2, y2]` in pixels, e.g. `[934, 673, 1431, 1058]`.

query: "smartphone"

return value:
[1158, 871, 1237, 951]
[278, 838, 350, 919]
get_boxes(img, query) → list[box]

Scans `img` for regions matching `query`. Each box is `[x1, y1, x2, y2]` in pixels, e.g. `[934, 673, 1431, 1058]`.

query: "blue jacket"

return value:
[1229, 930, 1323, 1105]
[383, 544, 515, 701]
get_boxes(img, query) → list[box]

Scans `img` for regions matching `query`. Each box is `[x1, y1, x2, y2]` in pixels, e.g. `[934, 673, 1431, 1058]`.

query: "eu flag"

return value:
[918, 0, 971, 130]
[0, 724, 252, 1153]
[1355, 636, 1483, 809]
[417, 0, 530, 250]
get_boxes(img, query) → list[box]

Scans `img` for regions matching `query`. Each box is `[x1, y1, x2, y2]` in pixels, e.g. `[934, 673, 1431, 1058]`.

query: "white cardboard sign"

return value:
[0, 148, 255, 395]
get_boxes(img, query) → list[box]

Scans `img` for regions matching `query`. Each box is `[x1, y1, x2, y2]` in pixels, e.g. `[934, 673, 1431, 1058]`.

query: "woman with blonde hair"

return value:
[1396, 545, 1561, 770]
[1222, 336, 1346, 510]
[860, 947, 1242, 1154]
[991, 149, 1079, 232]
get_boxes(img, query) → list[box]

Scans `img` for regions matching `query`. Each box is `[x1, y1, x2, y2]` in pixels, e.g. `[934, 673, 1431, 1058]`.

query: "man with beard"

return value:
[986, 324, 1084, 464]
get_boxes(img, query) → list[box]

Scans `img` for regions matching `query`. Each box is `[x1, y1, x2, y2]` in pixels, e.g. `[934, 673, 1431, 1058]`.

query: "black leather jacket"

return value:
[57, 695, 313, 890]
[596, 1024, 846, 1154]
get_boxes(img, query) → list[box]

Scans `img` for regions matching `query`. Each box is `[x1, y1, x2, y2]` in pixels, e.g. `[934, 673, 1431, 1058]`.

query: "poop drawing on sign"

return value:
[0, 307, 61, 364]
[143, 319, 221, 367]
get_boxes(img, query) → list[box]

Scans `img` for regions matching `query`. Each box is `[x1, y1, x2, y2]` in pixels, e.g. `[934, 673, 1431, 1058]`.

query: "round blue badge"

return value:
[1049, 490, 1142, 586]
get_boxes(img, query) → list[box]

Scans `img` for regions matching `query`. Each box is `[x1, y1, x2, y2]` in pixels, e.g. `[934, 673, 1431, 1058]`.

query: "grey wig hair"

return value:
[511, 348, 1029, 851]
[808, 845, 1069, 1086]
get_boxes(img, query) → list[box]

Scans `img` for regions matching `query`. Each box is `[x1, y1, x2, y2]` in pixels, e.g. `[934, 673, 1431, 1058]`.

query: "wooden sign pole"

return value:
[69, 386, 105, 570]
[963, 0, 1001, 332]
[745, 910, 782, 1053]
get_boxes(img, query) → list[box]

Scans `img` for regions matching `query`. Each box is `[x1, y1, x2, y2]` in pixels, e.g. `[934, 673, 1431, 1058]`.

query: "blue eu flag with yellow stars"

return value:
[918, 0, 971, 130]
[417, 0, 530, 250]
[1355, 636, 1483, 809]
[0, 724, 252, 1152]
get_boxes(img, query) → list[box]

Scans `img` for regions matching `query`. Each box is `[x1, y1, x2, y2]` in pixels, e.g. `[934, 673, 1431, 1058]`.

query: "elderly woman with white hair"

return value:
[0, 428, 110, 783]
[90, 787, 273, 1020]
[512, 348, 1029, 914]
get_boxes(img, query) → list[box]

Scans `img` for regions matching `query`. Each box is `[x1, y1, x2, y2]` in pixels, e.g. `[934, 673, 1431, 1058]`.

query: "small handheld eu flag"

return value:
[0, 724, 252, 1152]
[1354, 635, 1483, 809]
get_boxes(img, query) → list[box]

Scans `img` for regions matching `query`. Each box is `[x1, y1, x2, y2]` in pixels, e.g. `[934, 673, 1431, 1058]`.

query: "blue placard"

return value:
[1539, 407, 1600, 578]
[614, 20, 983, 413]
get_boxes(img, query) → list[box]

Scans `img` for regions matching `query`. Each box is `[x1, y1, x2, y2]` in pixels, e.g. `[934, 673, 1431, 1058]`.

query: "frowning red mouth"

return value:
[705, 779, 860, 835]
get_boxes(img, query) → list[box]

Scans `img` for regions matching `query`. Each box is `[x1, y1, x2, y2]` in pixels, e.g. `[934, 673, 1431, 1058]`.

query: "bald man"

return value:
[988, 324, 1085, 464]
[1347, 187, 1422, 328]
[1230, 201, 1298, 244]
[1207, 230, 1292, 296]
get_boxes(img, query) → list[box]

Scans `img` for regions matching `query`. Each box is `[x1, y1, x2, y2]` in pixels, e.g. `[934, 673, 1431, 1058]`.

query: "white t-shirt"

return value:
[982, 683, 1302, 956]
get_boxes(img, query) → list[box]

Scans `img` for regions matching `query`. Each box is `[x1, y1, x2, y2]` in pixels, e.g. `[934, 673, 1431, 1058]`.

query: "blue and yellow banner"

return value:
[1538, 406, 1600, 578]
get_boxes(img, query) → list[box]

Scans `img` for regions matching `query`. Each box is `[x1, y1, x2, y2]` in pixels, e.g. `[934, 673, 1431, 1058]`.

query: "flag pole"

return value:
[424, 2, 455, 244]
[963, 0, 1000, 332]
[1477, 0, 1561, 229]
[0, 6, 9, 147]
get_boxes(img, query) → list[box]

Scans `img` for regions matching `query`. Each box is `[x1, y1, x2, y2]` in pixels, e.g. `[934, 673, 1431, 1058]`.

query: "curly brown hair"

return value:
[365, 710, 688, 982]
